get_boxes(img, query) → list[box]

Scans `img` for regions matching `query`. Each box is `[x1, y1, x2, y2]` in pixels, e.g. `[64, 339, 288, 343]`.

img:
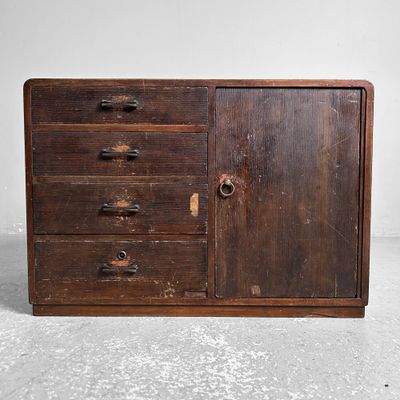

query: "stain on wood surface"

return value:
[190, 193, 199, 217]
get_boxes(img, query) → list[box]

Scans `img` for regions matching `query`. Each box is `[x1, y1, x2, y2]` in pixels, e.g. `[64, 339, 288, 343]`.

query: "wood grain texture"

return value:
[33, 131, 207, 176]
[24, 78, 35, 302]
[33, 176, 208, 184]
[25, 78, 373, 89]
[360, 84, 374, 306]
[31, 84, 208, 125]
[33, 304, 365, 318]
[35, 239, 207, 303]
[33, 182, 207, 234]
[32, 124, 208, 132]
[216, 88, 361, 298]
[207, 85, 216, 297]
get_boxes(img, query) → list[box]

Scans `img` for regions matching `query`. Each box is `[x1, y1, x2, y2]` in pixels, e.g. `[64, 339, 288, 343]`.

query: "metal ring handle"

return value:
[219, 178, 235, 198]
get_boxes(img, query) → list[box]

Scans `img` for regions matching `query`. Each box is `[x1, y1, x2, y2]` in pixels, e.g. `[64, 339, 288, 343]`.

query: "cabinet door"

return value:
[215, 88, 361, 298]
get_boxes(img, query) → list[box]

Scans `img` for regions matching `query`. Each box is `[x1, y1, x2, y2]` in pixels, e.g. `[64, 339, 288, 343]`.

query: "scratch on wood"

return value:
[330, 106, 338, 114]
[251, 285, 261, 297]
[162, 282, 176, 298]
[190, 193, 199, 217]
[321, 135, 351, 154]
[329, 135, 351, 149]
[326, 222, 350, 245]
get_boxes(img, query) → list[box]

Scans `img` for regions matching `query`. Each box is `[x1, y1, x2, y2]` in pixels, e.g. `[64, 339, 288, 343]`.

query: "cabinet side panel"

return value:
[24, 81, 35, 303]
[215, 88, 361, 298]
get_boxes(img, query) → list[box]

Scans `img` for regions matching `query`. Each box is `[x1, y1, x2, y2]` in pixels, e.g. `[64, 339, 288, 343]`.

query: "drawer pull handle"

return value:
[219, 178, 235, 198]
[101, 203, 140, 214]
[100, 99, 139, 111]
[101, 264, 139, 274]
[100, 149, 140, 159]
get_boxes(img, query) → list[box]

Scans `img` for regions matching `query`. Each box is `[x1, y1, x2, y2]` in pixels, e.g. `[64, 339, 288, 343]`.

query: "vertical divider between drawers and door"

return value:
[207, 85, 216, 298]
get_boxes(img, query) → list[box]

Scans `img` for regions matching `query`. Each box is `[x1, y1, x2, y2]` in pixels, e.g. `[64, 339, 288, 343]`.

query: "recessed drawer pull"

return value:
[100, 99, 139, 111]
[100, 149, 140, 159]
[101, 264, 139, 274]
[101, 203, 140, 214]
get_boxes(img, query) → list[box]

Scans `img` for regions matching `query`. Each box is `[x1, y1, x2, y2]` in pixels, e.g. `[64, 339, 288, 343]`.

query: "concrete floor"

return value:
[0, 236, 399, 400]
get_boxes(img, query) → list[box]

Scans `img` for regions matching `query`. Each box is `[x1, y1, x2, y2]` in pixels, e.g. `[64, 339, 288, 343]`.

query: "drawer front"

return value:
[31, 85, 208, 125]
[34, 239, 207, 303]
[32, 131, 207, 176]
[33, 183, 207, 234]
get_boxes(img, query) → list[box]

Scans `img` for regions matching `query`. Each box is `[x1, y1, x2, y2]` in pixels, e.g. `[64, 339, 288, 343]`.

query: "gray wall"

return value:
[1, 0, 399, 236]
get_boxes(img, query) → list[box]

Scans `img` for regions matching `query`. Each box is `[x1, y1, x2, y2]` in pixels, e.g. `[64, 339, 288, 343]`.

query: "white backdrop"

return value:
[0, 0, 399, 236]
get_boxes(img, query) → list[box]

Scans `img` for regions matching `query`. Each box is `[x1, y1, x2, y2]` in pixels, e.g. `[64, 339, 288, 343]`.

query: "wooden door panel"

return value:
[215, 88, 361, 298]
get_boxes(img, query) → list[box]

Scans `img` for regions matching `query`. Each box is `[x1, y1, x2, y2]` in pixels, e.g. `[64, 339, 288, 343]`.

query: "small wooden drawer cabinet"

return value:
[24, 79, 373, 317]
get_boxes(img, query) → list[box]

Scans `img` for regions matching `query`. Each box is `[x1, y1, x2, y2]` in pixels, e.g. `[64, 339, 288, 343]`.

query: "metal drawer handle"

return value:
[100, 99, 139, 111]
[219, 178, 235, 198]
[101, 203, 140, 214]
[100, 149, 140, 159]
[101, 264, 139, 274]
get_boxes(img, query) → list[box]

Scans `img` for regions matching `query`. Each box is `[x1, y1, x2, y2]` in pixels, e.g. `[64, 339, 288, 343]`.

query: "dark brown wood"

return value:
[215, 88, 361, 298]
[34, 239, 207, 303]
[25, 78, 373, 89]
[24, 79, 373, 317]
[24, 80, 36, 303]
[207, 85, 216, 297]
[33, 176, 208, 184]
[33, 304, 365, 318]
[33, 131, 207, 176]
[31, 84, 208, 125]
[32, 123, 208, 132]
[360, 85, 374, 305]
[33, 182, 207, 234]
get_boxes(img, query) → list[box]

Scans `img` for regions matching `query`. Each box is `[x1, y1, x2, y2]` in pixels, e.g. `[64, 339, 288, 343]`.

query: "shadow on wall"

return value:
[0, 235, 31, 315]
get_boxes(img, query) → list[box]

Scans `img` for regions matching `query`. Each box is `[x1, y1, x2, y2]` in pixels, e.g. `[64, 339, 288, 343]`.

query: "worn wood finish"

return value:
[33, 176, 208, 184]
[361, 87, 374, 305]
[24, 78, 35, 303]
[32, 124, 208, 133]
[207, 85, 216, 297]
[216, 88, 361, 298]
[35, 239, 207, 303]
[33, 182, 207, 234]
[24, 79, 374, 317]
[33, 304, 365, 318]
[31, 84, 208, 125]
[33, 131, 207, 176]
[25, 78, 373, 89]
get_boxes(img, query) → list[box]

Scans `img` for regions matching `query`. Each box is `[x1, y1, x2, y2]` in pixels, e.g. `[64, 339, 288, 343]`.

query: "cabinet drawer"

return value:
[32, 131, 207, 176]
[31, 84, 208, 125]
[34, 239, 207, 304]
[33, 182, 207, 234]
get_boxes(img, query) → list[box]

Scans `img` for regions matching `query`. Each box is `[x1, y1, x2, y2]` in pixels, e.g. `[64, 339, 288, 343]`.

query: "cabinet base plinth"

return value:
[33, 305, 365, 318]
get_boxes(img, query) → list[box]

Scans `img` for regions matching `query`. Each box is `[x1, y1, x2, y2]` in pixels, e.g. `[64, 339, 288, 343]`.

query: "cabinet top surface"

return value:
[24, 78, 374, 91]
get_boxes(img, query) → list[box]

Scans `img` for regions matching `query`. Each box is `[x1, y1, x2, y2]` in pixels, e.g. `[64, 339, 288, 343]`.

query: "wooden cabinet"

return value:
[24, 79, 373, 317]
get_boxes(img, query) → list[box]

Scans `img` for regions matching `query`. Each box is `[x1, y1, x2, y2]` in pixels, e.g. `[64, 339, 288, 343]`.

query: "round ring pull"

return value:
[219, 178, 235, 198]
